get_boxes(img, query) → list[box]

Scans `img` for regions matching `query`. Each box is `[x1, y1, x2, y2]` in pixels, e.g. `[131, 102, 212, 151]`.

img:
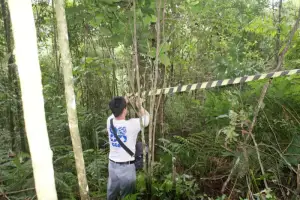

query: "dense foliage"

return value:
[1, 0, 300, 199]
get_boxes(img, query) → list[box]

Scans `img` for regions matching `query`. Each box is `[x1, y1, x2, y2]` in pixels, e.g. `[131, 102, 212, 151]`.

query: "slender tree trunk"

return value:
[52, 0, 60, 80]
[14, 71, 27, 152]
[112, 63, 117, 96]
[1, 0, 15, 152]
[148, 0, 162, 175]
[53, 0, 90, 199]
[152, 0, 167, 162]
[1, 0, 27, 153]
[275, 0, 282, 65]
[8, 0, 58, 199]
[169, 0, 175, 87]
[110, 48, 118, 96]
[133, 0, 147, 174]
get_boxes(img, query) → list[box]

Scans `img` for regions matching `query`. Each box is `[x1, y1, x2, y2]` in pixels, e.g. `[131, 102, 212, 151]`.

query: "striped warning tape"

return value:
[128, 69, 300, 97]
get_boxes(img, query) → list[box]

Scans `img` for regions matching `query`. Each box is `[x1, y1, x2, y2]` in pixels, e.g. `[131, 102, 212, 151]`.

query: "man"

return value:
[107, 96, 150, 200]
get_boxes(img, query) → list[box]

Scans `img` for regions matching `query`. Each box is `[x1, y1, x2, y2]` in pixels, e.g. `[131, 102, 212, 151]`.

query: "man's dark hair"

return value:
[109, 96, 127, 117]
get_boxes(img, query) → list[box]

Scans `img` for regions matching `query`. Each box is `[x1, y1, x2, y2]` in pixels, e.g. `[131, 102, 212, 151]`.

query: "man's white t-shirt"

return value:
[107, 113, 150, 162]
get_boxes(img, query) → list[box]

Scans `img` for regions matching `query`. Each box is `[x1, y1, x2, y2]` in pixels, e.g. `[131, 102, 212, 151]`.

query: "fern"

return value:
[55, 172, 77, 199]
[0, 151, 34, 200]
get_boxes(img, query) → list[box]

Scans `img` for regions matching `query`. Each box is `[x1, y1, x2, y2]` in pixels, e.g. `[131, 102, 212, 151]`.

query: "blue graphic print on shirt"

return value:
[109, 126, 127, 148]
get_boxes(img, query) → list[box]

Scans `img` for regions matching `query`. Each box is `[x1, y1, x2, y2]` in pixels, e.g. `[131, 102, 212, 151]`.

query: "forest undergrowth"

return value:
[1, 76, 300, 200]
[1, 0, 300, 199]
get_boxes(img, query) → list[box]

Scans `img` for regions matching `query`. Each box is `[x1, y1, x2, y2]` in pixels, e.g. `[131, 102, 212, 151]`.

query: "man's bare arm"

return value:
[137, 105, 149, 117]
[134, 97, 147, 116]
[125, 96, 149, 116]
[135, 98, 150, 127]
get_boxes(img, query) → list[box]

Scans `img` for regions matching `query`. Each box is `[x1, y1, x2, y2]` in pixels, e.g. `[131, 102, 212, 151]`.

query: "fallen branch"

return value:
[200, 175, 227, 181]
[1, 187, 35, 195]
[221, 157, 240, 193]
[297, 164, 300, 194]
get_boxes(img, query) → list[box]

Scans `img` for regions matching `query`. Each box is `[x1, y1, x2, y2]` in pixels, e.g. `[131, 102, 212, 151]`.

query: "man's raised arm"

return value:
[135, 98, 150, 127]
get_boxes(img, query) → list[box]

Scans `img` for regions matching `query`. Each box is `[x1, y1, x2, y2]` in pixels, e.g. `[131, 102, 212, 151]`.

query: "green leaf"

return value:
[148, 47, 156, 58]
[191, 4, 201, 14]
[190, 0, 200, 6]
[159, 53, 171, 66]
[95, 14, 104, 23]
[86, 57, 94, 64]
[143, 15, 157, 25]
[160, 43, 170, 53]
[99, 27, 111, 35]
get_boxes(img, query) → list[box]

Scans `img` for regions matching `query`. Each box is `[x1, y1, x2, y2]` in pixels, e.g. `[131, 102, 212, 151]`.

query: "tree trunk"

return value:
[8, 0, 58, 199]
[1, 0, 27, 153]
[1, 0, 15, 152]
[152, 0, 166, 160]
[148, 0, 162, 175]
[275, 0, 282, 65]
[133, 0, 147, 175]
[53, 0, 90, 199]
[13, 70, 27, 152]
[51, 0, 61, 89]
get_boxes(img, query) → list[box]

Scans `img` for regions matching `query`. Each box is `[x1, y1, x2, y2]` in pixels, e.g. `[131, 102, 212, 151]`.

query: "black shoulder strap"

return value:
[110, 118, 134, 157]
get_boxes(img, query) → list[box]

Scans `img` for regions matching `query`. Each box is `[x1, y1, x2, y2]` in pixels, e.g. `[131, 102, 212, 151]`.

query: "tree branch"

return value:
[241, 5, 300, 190]
[221, 157, 240, 193]
[152, 0, 166, 164]
[148, 0, 162, 174]
[274, 6, 300, 71]
[1, 188, 35, 195]
[132, 0, 147, 174]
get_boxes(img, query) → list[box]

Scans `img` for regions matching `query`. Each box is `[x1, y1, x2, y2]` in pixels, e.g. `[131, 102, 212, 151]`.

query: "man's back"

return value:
[107, 115, 141, 162]
[106, 96, 149, 200]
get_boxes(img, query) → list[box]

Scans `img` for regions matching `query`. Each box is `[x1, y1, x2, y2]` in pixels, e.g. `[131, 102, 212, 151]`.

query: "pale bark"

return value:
[133, 0, 147, 173]
[148, 0, 162, 175]
[8, 0, 58, 199]
[51, 0, 60, 77]
[152, 0, 167, 163]
[275, 0, 282, 65]
[53, 0, 90, 199]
